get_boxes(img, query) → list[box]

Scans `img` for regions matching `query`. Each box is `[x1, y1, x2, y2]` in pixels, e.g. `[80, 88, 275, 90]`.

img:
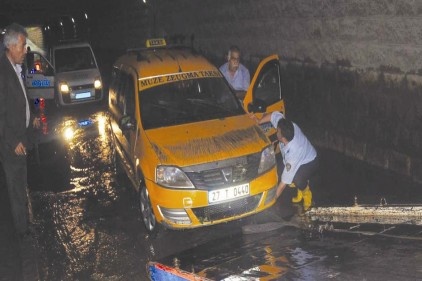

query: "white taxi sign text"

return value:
[146, 38, 166, 48]
[208, 183, 250, 204]
[139, 70, 222, 90]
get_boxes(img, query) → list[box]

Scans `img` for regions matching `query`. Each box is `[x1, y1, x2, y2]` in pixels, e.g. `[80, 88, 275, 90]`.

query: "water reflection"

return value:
[28, 105, 112, 193]
[28, 105, 141, 279]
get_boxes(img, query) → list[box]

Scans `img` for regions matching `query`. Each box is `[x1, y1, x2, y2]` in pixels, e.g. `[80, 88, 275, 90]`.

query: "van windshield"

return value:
[54, 46, 97, 73]
[140, 77, 245, 129]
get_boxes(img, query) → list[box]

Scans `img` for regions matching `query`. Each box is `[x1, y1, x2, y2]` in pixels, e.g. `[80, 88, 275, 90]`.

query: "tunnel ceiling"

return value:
[1, 0, 102, 27]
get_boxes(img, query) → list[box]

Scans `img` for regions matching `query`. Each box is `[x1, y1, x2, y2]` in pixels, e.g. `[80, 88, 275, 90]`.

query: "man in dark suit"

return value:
[0, 23, 40, 240]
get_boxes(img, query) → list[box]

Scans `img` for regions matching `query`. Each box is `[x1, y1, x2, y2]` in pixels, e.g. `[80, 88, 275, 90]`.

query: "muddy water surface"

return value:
[2, 103, 420, 280]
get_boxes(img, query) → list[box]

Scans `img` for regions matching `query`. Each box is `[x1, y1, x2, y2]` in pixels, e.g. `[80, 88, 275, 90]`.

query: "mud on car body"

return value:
[108, 39, 285, 234]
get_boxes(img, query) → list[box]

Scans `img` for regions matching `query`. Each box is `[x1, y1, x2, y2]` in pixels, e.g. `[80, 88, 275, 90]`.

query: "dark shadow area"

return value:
[315, 148, 422, 207]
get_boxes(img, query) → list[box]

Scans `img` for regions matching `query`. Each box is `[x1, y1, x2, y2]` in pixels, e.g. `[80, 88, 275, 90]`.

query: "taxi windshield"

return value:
[140, 77, 244, 129]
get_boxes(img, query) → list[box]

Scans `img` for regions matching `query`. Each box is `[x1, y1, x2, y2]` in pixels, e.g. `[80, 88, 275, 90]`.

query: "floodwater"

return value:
[1, 103, 422, 280]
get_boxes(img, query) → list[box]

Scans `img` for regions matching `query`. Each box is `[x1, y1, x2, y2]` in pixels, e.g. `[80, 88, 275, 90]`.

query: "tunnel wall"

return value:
[93, 0, 422, 183]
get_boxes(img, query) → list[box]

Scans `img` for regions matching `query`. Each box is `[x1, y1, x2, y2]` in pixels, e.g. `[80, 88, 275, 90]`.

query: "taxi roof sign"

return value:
[146, 38, 166, 48]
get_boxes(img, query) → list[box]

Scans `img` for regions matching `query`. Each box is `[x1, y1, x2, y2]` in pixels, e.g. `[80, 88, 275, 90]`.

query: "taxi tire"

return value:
[139, 182, 161, 237]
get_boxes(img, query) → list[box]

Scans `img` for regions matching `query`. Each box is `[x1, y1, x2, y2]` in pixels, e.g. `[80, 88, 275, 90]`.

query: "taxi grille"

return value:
[191, 194, 262, 222]
[185, 152, 261, 190]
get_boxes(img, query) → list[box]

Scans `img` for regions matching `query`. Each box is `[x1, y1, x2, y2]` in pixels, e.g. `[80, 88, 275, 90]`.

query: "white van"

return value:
[24, 41, 104, 106]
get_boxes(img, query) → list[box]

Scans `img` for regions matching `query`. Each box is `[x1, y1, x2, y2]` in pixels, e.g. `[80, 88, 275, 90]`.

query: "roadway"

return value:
[1, 102, 422, 280]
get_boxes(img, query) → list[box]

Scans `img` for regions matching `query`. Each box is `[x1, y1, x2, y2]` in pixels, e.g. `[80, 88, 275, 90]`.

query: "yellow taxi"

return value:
[108, 39, 285, 234]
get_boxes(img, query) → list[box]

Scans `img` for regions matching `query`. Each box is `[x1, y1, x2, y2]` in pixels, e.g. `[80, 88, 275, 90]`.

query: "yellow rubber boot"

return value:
[302, 186, 313, 211]
[291, 189, 303, 203]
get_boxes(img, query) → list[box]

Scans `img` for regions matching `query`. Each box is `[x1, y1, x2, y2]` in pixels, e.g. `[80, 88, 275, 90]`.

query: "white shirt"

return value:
[219, 63, 250, 91]
[11, 62, 30, 128]
[270, 111, 317, 184]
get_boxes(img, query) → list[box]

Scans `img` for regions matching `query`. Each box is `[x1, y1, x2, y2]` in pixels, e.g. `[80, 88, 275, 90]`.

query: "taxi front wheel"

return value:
[139, 183, 161, 237]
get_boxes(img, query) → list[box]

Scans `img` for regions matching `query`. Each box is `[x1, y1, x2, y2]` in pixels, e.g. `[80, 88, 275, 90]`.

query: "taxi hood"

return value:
[145, 115, 270, 167]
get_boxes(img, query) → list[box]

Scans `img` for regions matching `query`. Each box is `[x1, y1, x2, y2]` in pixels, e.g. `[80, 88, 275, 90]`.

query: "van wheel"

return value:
[139, 182, 160, 236]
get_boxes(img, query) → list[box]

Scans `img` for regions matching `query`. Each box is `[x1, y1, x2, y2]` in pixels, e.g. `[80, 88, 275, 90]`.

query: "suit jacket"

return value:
[0, 53, 33, 164]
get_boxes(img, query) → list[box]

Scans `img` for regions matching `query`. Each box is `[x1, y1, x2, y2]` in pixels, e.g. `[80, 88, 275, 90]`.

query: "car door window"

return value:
[117, 74, 127, 113]
[253, 61, 282, 105]
[109, 67, 122, 108]
[26, 52, 54, 76]
[124, 74, 135, 116]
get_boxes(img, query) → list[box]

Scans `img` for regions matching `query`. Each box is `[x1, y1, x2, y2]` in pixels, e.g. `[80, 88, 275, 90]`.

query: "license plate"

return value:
[75, 92, 91, 99]
[208, 183, 250, 204]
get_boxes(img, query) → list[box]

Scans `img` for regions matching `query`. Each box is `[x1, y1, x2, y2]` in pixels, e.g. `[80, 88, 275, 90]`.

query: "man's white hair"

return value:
[3, 23, 27, 49]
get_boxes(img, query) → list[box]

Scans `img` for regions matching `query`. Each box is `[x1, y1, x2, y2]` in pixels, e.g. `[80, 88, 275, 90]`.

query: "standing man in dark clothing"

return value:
[0, 23, 40, 239]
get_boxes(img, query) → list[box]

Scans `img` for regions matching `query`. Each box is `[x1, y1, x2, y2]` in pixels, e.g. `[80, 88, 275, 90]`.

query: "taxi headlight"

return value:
[59, 83, 69, 93]
[258, 146, 276, 174]
[94, 79, 102, 89]
[156, 166, 194, 189]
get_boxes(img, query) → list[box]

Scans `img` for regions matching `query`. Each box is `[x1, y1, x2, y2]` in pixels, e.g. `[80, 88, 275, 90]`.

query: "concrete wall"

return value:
[92, 0, 422, 183]
[281, 61, 422, 183]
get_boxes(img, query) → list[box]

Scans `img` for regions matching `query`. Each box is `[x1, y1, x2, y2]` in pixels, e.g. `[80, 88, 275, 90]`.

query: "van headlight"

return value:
[258, 146, 276, 174]
[59, 82, 70, 93]
[156, 166, 194, 189]
[94, 79, 102, 89]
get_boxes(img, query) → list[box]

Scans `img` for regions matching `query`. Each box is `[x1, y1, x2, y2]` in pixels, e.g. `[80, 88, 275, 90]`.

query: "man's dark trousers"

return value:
[1, 157, 29, 236]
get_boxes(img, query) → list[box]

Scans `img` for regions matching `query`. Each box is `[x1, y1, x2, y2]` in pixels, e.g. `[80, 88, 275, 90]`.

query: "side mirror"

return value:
[247, 99, 267, 113]
[119, 115, 136, 131]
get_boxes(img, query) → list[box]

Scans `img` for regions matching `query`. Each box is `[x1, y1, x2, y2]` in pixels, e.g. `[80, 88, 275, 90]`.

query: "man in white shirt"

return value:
[219, 45, 250, 100]
[255, 111, 318, 210]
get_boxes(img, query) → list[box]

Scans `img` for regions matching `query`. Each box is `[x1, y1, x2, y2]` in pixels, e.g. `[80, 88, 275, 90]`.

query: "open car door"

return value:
[24, 51, 55, 101]
[243, 54, 284, 151]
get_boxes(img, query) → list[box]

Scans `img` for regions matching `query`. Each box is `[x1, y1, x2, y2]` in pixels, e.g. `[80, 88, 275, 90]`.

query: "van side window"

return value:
[117, 75, 127, 111]
[113, 71, 135, 116]
[26, 53, 53, 76]
[109, 67, 121, 109]
[253, 61, 282, 105]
